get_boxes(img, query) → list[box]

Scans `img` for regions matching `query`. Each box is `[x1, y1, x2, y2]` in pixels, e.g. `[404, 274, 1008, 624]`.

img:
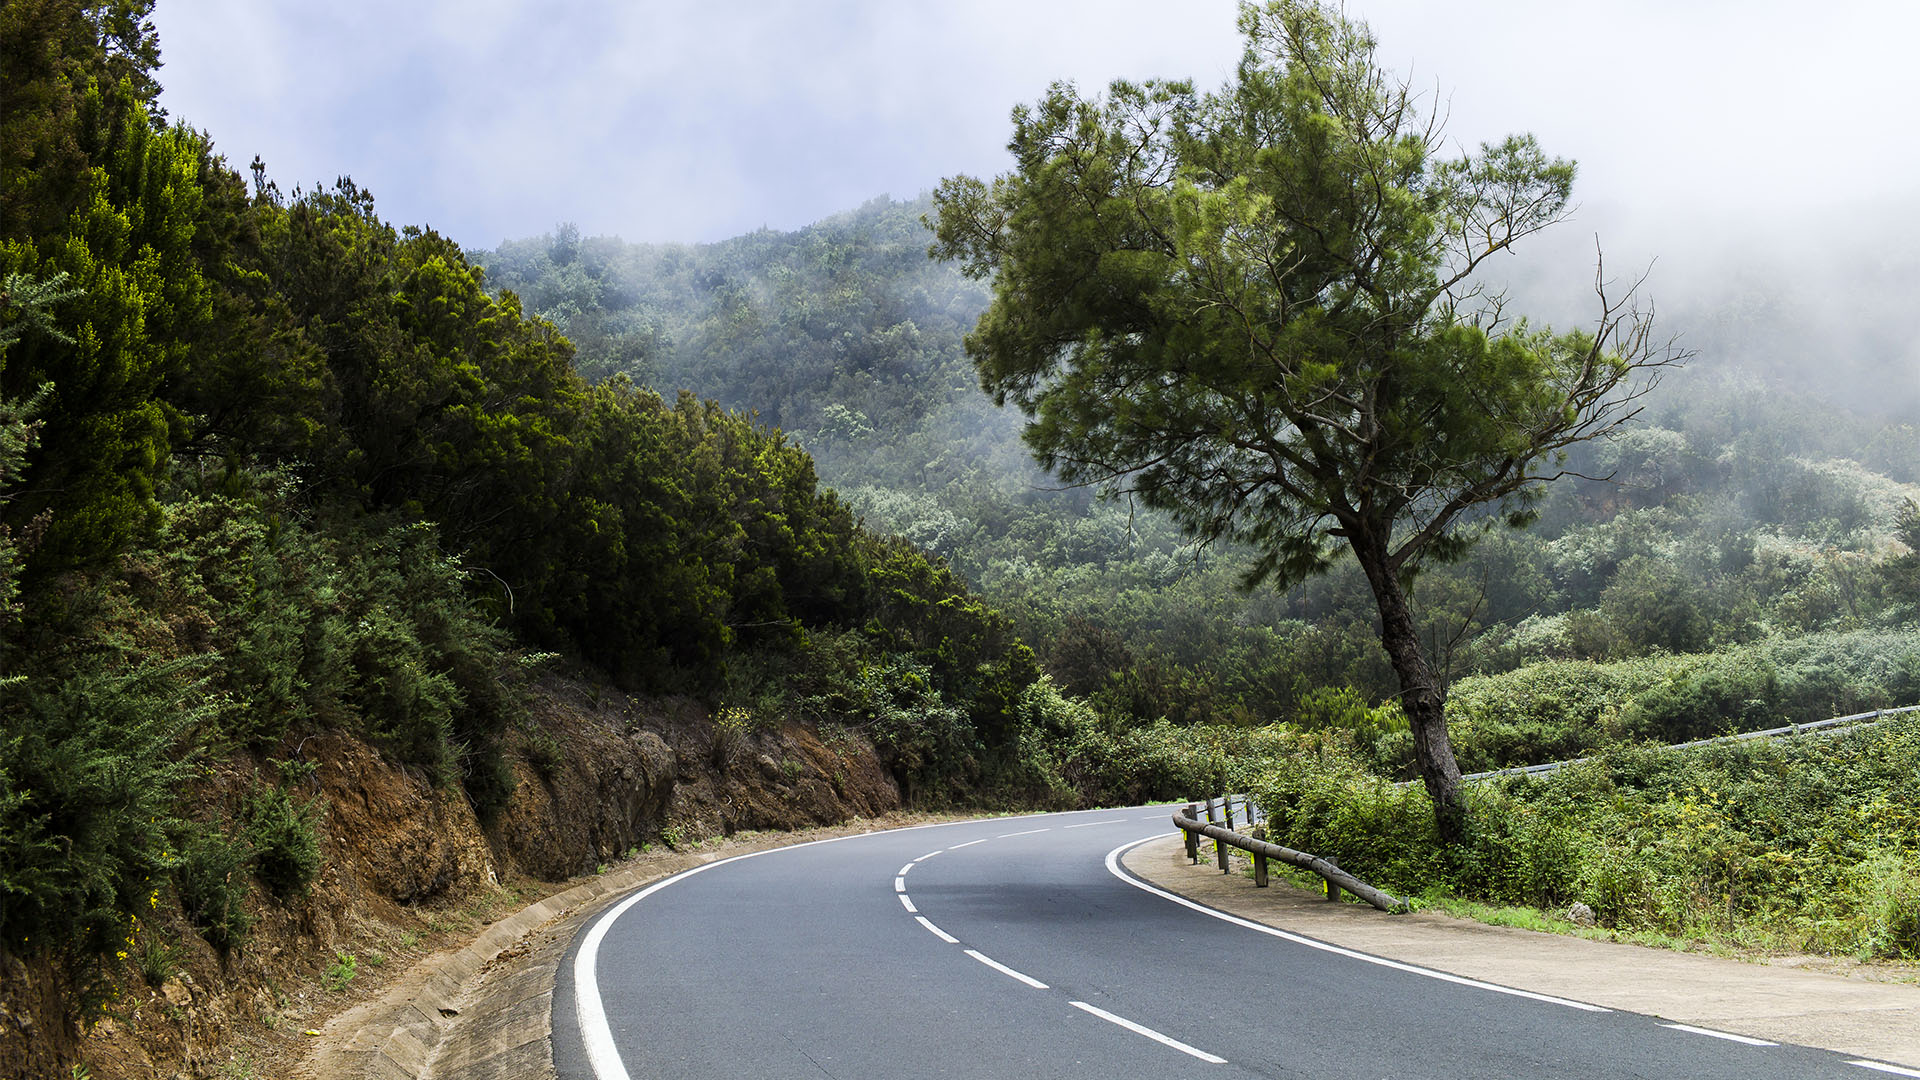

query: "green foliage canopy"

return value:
[932, 0, 1679, 837]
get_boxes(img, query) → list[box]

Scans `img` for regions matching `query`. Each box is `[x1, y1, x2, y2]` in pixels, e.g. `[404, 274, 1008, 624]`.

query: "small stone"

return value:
[1568, 902, 1596, 926]
[162, 979, 192, 1007]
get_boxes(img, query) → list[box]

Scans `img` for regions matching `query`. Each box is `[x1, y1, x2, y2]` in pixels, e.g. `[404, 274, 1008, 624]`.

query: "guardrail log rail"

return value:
[1173, 796, 1408, 914]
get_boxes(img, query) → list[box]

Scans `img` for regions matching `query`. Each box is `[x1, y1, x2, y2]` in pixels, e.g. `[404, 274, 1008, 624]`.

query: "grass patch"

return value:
[322, 952, 357, 993]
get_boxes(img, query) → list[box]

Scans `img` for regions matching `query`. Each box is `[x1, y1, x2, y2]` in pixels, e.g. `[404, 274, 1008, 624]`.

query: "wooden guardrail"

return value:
[1173, 796, 1407, 913]
[1167, 709, 1915, 918]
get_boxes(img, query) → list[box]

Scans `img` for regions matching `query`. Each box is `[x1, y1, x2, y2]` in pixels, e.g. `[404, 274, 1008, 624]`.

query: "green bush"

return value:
[852, 654, 976, 803]
[1617, 651, 1781, 742]
[1246, 712, 1920, 959]
[1851, 851, 1920, 960]
[174, 823, 253, 952]
[1442, 630, 1920, 773]
[1445, 659, 1657, 771]
[244, 783, 322, 901]
[0, 661, 203, 1006]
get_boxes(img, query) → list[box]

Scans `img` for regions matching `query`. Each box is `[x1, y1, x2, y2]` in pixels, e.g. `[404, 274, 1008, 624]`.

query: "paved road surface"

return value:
[552, 806, 1913, 1079]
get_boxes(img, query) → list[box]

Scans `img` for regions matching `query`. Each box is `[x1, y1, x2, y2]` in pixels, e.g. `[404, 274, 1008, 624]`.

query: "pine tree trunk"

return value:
[1353, 538, 1468, 843]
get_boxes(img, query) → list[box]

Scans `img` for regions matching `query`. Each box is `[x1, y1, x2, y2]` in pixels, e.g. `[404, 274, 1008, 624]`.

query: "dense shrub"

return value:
[1250, 713, 1920, 959]
[174, 822, 253, 952]
[243, 782, 322, 900]
[0, 661, 206, 1007]
[1443, 630, 1920, 772]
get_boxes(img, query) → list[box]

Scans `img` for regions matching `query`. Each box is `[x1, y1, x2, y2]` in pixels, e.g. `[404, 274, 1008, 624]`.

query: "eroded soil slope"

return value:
[2, 667, 900, 1080]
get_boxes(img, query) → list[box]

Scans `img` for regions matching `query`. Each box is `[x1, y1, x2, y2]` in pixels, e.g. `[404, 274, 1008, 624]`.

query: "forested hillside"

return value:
[478, 200, 1920, 763]
[7, 2, 1918, 1074]
[0, 7, 1154, 1076]
[472, 0, 1920, 964]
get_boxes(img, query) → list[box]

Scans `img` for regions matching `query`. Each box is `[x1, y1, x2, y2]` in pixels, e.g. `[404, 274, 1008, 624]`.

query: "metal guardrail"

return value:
[1172, 794, 1407, 913]
[1459, 704, 1920, 783]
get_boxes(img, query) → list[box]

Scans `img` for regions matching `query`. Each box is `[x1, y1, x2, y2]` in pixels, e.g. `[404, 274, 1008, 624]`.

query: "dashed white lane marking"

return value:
[915, 916, 959, 944]
[1851, 1062, 1920, 1078]
[950, 838, 990, 849]
[1069, 1000, 1228, 1064]
[965, 949, 1048, 989]
[899, 893, 917, 914]
[580, 810, 1182, 1080]
[894, 876, 907, 892]
[578, 818, 987, 1080]
[1064, 818, 1127, 829]
[997, 827, 1052, 838]
[1103, 836, 1609, 1013]
[1660, 1023, 1776, 1046]
[898, 862, 915, 876]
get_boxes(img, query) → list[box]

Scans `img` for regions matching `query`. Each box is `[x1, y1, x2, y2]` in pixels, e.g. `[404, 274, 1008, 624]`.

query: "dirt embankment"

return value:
[1, 669, 901, 1080]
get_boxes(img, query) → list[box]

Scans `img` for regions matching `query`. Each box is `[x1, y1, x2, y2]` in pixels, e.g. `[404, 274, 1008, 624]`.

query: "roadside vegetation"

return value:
[1242, 713, 1920, 961]
[0, 1, 1061, 1034]
[477, 1, 1920, 960]
[8, 7, 1920, 1076]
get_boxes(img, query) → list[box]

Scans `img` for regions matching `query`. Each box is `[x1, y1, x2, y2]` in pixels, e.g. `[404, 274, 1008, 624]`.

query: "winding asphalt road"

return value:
[551, 806, 1912, 1079]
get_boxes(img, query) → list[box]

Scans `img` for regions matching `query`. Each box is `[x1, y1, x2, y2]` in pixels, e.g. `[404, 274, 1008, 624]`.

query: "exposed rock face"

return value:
[489, 681, 682, 881]
[0, 952, 69, 1080]
[315, 735, 497, 905]
[2, 667, 901, 1080]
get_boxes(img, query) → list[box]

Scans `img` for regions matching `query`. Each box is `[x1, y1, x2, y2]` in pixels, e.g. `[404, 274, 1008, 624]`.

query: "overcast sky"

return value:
[150, 2, 1919, 248]
[150, 1, 1920, 403]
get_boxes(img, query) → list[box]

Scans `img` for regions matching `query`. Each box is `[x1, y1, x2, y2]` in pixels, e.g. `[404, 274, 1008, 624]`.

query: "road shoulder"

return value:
[1123, 832, 1920, 1069]
[305, 814, 981, 1079]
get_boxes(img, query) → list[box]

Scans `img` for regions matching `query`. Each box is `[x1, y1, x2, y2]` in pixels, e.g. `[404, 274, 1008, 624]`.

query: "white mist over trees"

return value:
[930, 0, 1685, 838]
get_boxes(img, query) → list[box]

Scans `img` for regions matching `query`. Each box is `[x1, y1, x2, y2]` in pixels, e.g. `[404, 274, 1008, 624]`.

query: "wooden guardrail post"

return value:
[1184, 805, 1199, 863]
[1169, 807, 1406, 912]
[1203, 798, 1228, 871]
[1253, 850, 1268, 887]
[1324, 856, 1341, 902]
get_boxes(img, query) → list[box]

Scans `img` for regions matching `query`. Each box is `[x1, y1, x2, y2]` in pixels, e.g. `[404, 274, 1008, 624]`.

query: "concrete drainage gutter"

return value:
[321, 819, 951, 1079]
[327, 854, 712, 1080]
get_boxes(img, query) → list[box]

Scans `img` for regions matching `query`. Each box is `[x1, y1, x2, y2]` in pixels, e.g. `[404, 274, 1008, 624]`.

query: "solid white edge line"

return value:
[1850, 1062, 1920, 1078]
[964, 948, 1049, 989]
[573, 815, 1021, 1080]
[573, 807, 1186, 1079]
[916, 915, 959, 943]
[1063, 818, 1128, 829]
[1660, 1023, 1777, 1046]
[1069, 1000, 1228, 1064]
[899, 893, 917, 913]
[1102, 835, 1611, 1014]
